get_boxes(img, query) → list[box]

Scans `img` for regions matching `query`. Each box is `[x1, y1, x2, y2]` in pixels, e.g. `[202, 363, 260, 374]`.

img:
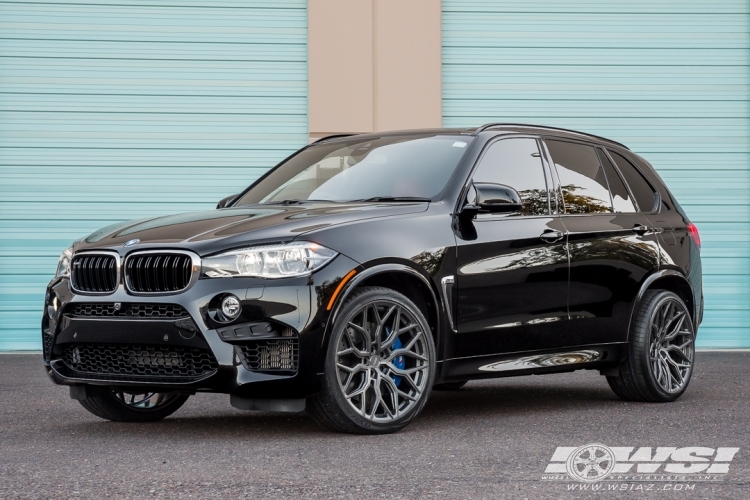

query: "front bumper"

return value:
[42, 254, 361, 398]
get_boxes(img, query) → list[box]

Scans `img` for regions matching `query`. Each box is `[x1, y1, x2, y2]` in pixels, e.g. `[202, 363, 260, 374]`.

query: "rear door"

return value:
[454, 136, 569, 357]
[607, 148, 679, 260]
[543, 138, 661, 345]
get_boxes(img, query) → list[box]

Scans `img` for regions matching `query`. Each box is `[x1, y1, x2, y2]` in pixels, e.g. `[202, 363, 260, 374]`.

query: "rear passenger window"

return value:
[608, 150, 657, 212]
[597, 149, 636, 212]
[546, 140, 612, 214]
[471, 138, 549, 216]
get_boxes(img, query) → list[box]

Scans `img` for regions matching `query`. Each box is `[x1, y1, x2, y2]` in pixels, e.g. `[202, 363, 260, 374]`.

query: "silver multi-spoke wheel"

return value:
[112, 391, 180, 410]
[607, 290, 696, 402]
[336, 300, 430, 423]
[307, 286, 435, 434]
[648, 297, 694, 393]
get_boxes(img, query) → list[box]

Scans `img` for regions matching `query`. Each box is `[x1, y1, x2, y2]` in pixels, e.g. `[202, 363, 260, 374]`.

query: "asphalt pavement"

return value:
[1, 352, 749, 499]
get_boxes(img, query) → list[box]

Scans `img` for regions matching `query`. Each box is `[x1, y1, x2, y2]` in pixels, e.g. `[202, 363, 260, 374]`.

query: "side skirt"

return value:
[439, 343, 624, 382]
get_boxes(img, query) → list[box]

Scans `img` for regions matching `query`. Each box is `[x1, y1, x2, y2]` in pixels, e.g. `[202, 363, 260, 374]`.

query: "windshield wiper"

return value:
[263, 197, 430, 205]
[262, 199, 305, 205]
[351, 196, 431, 203]
[262, 199, 340, 205]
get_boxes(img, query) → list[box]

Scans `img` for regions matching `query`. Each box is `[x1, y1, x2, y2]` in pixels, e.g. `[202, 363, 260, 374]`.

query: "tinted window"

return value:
[608, 150, 657, 212]
[546, 140, 612, 214]
[471, 138, 549, 216]
[235, 135, 474, 205]
[597, 149, 636, 212]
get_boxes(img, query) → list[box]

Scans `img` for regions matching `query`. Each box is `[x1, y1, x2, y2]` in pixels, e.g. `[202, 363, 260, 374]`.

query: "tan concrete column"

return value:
[308, 0, 442, 141]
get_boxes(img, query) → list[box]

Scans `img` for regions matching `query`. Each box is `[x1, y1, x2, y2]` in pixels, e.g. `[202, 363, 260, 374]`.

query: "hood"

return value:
[73, 202, 428, 255]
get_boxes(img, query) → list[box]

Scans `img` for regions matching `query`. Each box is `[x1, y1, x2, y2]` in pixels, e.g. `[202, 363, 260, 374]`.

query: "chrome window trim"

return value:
[123, 249, 201, 296]
[69, 250, 121, 296]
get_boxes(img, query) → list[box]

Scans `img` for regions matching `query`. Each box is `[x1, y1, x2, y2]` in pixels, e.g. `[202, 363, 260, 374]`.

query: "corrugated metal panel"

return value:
[0, 0, 308, 350]
[443, 0, 750, 347]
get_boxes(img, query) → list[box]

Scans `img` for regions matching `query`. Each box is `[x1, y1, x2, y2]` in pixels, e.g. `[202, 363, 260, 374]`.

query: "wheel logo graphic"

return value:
[566, 444, 616, 482]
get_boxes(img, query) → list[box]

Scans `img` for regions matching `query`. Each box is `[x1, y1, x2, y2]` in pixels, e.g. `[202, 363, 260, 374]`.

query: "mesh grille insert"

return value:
[69, 303, 190, 319]
[238, 338, 299, 372]
[42, 333, 53, 361]
[71, 254, 118, 293]
[62, 344, 218, 380]
[125, 253, 192, 293]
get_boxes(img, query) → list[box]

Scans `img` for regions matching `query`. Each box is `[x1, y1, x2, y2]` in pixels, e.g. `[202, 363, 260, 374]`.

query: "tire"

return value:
[78, 387, 189, 422]
[607, 290, 696, 402]
[433, 381, 468, 391]
[307, 286, 436, 434]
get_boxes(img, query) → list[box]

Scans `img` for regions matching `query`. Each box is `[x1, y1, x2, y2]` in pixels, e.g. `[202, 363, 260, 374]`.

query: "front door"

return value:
[454, 137, 570, 358]
[544, 139, 661, 346]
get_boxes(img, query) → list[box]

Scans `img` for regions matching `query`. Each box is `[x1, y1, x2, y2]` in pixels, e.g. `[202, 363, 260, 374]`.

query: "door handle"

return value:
[540, 229, 564, 244]
[632, 224, 649, 236]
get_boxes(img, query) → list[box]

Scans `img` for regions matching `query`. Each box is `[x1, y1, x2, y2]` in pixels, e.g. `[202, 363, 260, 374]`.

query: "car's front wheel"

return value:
[78, 388, 189, 422]
[607, 290, 696, 402]
[307, 286, 435, 434]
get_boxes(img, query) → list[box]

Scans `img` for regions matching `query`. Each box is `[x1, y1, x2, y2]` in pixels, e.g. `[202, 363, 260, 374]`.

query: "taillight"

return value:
[687, 222, 701, 250]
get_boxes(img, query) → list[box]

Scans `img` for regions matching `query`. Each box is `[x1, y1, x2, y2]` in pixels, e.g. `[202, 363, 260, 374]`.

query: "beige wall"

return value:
[308, 0, 442, 140]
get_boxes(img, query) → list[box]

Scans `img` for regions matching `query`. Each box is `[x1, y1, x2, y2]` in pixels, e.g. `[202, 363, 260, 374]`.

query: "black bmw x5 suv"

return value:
[42, 123, 702, 434]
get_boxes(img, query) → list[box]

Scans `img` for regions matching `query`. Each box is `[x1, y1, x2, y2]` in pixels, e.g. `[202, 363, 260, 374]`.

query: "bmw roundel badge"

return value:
[123, 239, 140, 247]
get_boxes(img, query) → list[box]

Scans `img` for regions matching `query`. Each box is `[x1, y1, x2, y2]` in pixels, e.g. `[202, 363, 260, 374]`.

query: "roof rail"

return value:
[472, 123, 630, 150]
[312, 133, 356, 144]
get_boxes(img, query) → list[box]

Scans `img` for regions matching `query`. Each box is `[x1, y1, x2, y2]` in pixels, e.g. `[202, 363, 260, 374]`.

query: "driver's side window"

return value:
[471, 138, 550, 216]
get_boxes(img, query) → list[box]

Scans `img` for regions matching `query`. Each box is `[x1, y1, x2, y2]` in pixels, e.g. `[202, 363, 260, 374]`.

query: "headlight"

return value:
[202, 242, 337, 279]
[56, 247, 73, 278]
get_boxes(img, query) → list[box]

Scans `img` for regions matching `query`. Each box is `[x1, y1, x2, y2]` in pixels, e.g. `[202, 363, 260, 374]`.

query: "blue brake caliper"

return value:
[386, 327, 405, 387]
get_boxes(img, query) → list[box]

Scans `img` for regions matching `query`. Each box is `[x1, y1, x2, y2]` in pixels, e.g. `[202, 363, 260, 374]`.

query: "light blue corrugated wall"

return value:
[0, 0, 308, 350]
[443, 1, 750, 348]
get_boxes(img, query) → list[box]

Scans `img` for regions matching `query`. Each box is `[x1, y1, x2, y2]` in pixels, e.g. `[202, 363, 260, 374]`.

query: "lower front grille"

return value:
[61, 344, 218, 381]
[69, 303, 189, 319]
[42, 333, 53, 361]
[238, 338, 299, 372]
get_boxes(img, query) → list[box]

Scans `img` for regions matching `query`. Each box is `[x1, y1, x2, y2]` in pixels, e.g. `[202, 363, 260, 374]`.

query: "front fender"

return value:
[316, 261, 450, 375]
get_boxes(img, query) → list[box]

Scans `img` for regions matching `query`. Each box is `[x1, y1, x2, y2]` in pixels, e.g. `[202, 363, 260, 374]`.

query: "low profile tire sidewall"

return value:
[323, 288, 436, 433]
[635, 291, 696, 401]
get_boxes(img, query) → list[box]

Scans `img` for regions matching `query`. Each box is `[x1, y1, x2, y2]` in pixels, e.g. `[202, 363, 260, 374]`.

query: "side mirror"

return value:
[465, 183, 523, 214]
[216, 194, 239, 209]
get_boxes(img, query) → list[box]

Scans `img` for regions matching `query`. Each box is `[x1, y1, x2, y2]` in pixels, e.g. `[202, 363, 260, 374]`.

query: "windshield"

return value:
[234, 134, 474, 205]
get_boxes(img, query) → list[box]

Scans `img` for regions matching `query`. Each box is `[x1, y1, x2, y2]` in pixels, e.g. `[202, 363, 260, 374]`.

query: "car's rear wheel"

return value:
[307, 286, 435, 434]
[78, 388, 189, 422]
[607, 290, 695, 402]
